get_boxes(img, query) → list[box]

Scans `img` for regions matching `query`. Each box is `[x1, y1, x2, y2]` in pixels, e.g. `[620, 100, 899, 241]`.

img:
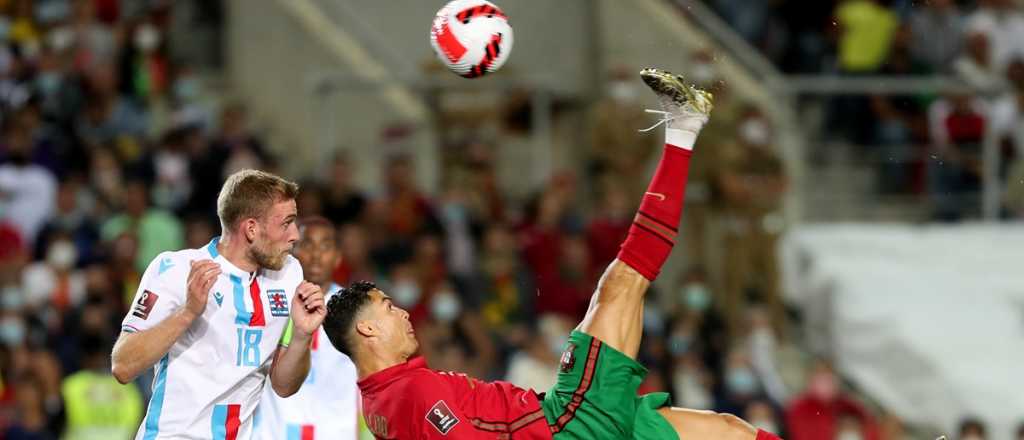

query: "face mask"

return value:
[35, 1, 70, 25]
[0, 317, 25, 347]
[683, 283, 711, 311]
[0, 17, 11, 43]
[1, 286, 24, 311]
[691, 62, 717, 86]
[36, 72, 62, 96]
[47, 26, 74, 52]
[642, 304, 664, 334]
[837, 431, 863, 440]
[430, 291, 461, 323]
[751, 420, 778, 435]
[46, 240, 78, 270]
[546, 333, 566, 357]
[173, 77, 200, 102]
[442, 203, 467, 225]
[607, 81, 638, 102]
[390, 281, 421, 308]
[134, 24, 161, 52]
[726, 368, 758, 395]
[668, 333, 692, 356]
[672, 368, 713, 410]
[740, 119, 771, 147]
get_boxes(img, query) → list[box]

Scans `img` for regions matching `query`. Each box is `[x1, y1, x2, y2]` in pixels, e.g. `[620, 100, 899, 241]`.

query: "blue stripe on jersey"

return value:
[207, 237, 220, 258]
[230, 274, 252, 325]
[286, 424, 301, 440]
[142, 355, 170, 440]
[211, 404, 228, 440]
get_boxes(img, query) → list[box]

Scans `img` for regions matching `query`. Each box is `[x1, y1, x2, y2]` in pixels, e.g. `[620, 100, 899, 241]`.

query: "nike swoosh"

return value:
[645, 192, 667, 201]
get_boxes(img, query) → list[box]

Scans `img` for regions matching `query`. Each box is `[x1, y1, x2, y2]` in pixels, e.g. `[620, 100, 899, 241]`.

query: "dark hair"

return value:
[959, 418, 986, 438]
[323, 281, 377, 358]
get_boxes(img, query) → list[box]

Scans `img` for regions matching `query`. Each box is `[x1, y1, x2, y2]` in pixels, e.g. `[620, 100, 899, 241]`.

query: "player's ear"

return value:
[243, 218, 258, 243]
[355, 320, 375, 337]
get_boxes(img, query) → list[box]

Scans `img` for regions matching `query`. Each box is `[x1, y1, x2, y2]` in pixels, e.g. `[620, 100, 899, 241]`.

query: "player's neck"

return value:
[356, 351, 409, 380]
[216, 234, 259, 273]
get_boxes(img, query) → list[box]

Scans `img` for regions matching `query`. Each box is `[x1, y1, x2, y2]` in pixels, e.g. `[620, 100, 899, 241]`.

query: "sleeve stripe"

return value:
[278, 318, 294, 347]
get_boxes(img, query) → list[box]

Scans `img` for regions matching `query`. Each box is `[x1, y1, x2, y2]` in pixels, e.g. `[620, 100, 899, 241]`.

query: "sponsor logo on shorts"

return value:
[559, 343, 576, 373]
[426, 400, 460, 435]
[132, 290, 159, 320]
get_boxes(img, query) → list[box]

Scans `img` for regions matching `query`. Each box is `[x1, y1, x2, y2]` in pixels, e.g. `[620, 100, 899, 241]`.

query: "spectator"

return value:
[209, 102, 272, 173]
[965, 0, 1024, 73]
[1016, 421, 1024, 440]
[927, 94, 987, 220]
[585, 178, 631, 273]
[786, 360, 879, 440]
[321, 152, 367, 226]
[99, 178, 183, 273]
[474, 224, 532, 334]
[333, 223, 376, 286]
[21, 235, 86, 317]
[713, 105, 788, 339]
[33, 180, 99, 266]
[504, 313, 571, 392]
[954, 33, 1010, 97]
[0, 118, 58, 246]
[744, 307, 789, 405]
[73, 63, 146, 151]
[744, 399, 783, 436]
[957, 418, 986, 440]
[588, 66, 657, 193]
[670, 351, 714, 411]
[715, 346, 768, 416]
[3, 379, 57, 440]
[835, 0, 899, 74]
[907, 0, 964, 73]
[60, 334, 142, 440]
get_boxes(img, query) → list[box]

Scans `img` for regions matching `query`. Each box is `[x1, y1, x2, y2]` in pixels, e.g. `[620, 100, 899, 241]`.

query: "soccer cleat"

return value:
[638, 68, 713, 133]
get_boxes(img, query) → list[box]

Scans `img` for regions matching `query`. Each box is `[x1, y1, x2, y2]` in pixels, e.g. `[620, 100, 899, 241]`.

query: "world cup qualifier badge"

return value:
[268, 289, 289, 317]
[559, 343, 576, 373]
[132, 290, 159, 320]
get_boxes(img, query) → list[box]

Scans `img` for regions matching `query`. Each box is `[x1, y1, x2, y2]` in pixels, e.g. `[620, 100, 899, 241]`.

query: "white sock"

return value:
[666, 128, 698, 151]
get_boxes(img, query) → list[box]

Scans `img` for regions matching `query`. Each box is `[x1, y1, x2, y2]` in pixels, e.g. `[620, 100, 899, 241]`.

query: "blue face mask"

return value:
[36, 72, 62, 96]
[683, 284, 711, 312]
[0, 318, 26, 347]
[668, 334, 692, 356]
[725, 368, 758, 395]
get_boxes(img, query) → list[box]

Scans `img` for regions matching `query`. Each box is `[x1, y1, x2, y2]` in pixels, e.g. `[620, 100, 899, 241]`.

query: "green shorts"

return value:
[540, 331, 679, 440]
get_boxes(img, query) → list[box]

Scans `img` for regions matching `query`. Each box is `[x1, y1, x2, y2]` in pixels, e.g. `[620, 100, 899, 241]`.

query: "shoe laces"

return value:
[638, 109, 676, 133]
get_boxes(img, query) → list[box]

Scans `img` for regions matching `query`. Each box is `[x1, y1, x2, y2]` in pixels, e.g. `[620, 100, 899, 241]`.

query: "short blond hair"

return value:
[217, 169, 300, 232]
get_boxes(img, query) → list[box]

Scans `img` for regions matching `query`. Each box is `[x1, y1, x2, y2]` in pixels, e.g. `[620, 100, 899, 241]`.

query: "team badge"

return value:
[268, 289, 289, 317]
[559, 343, 576, 373]
[426, 400, 460, 435]
[132, 290, 159, 320]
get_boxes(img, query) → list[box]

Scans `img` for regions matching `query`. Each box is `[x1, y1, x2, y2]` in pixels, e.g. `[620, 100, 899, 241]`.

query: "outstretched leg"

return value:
[657, 407, 783, 440]
[576, 69, 713, 359]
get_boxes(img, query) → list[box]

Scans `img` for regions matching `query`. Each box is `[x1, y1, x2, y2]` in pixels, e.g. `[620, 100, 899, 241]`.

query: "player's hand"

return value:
[185, 260, 220, 319]
[291, 281, 326, 337]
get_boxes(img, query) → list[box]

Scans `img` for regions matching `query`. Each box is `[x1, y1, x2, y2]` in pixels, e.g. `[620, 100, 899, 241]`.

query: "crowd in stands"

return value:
[1, 1, 1021, 440]
[706, 0, 1024, 220]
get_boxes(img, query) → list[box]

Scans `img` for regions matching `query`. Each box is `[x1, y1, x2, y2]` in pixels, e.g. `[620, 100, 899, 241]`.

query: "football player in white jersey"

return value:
[111, 169, 327, 440]
[257, 216, 360, 440]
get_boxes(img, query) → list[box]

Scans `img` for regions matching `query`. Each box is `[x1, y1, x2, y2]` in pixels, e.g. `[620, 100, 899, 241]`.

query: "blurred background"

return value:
[0, 0, 1022, 439]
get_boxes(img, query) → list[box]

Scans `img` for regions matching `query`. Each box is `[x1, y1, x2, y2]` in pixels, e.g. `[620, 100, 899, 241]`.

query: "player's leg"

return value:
[576, 69, 713, 359]
[656, 407, 782, 440]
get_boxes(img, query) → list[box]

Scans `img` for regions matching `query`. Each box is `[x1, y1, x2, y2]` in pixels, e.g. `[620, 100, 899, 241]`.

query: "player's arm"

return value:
[112, 259, 220, 384]
[269, 281, 325, 397]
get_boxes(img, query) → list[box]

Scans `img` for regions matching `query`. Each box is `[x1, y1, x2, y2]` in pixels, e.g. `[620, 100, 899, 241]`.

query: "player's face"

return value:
[249, 199, 299, 271]
[293, 224, 340, 287]
[367, 289, 419, 357]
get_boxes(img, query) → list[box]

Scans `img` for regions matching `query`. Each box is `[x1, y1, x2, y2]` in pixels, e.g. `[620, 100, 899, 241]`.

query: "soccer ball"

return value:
[430, 0, 514, 78]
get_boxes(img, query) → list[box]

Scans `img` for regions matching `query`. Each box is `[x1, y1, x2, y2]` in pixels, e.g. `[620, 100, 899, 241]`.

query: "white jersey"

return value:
[122, 238, 303, 440]
[257, 285, 360, 440]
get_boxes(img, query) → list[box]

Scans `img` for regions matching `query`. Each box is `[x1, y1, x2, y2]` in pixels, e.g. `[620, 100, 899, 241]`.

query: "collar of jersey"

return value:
[206, 237, 259, 282]
[357, 356, 427, 392]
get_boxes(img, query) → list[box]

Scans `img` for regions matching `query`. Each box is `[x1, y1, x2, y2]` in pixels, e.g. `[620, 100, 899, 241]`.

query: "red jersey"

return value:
[358, 357, 553, 439]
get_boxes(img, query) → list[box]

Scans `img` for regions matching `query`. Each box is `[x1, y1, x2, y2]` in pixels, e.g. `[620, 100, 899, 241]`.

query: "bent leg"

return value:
[657, 407, 757, 440]
[575, 259, 650, 359]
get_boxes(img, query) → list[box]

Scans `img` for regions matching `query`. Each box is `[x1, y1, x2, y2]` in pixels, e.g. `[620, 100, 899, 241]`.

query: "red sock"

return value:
[756, 429, 783, 440]
[616, 144, 692, 280]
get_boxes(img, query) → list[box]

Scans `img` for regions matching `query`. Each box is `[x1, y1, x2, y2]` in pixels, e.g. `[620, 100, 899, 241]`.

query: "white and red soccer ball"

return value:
[430, 0, 514, 78]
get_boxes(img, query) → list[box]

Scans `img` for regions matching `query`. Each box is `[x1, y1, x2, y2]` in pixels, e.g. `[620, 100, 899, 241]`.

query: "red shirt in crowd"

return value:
[359, 357, 552, 439]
